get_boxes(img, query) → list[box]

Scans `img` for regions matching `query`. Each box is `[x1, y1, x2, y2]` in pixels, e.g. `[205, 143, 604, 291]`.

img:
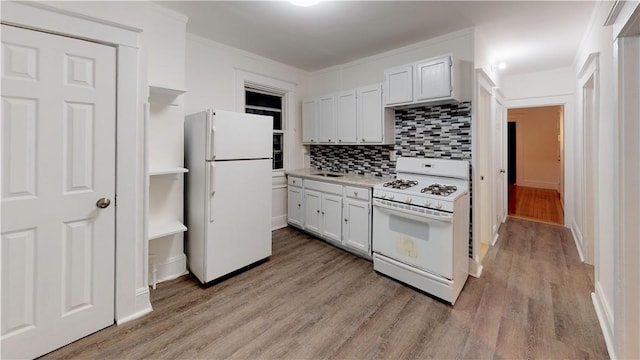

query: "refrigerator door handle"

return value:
[209, 125, 217, 160]
[209, 162, 216, 196]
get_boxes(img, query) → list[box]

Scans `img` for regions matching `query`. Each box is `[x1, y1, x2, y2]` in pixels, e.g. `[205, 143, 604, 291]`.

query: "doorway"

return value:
[506, 105, 564, 225]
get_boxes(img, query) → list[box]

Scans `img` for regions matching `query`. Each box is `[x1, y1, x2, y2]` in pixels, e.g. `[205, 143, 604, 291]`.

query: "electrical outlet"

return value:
[389, 150, 397, 161]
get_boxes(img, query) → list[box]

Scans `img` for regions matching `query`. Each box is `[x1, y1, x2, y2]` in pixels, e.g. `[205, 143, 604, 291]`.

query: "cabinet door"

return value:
[414, 55, 452, 101]
[303, 189, 321, 234]
[321, 193, 342, 243]
[384, 64, 413, 105]
[343, 198, 371, 254]
[287, 186, 303, 228]
[336, 90, 357, 144]
[302, 98, 317, 144]
[317, 94, 336, 143]
[357, 84, 383, 143]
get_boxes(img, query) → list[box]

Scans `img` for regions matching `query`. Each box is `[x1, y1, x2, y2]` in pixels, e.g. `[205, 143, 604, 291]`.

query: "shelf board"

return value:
[149, 85, 187, 96]
[149, 167, 189, 176]
[149, 85, 187, 106]
[149, 220, 187, 240]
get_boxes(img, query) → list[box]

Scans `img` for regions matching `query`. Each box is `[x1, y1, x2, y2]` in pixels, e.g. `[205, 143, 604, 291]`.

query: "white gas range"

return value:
[372, 157, 470, 305]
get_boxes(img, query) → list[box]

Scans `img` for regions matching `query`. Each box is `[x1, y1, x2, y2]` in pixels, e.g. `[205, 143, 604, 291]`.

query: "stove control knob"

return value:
[380, 192, 386, 199]
[425, 200, 431, 207]
[436, 202, 443, 209]
[406, 197, 412, 204]
[388, 194, 395, 200]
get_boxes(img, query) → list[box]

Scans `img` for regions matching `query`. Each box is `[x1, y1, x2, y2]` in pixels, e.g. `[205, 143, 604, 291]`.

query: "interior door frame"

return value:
[1, 2, 152, 323]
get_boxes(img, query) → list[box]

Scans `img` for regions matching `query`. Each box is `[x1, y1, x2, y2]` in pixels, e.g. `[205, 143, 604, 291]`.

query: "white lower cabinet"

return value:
[343, 198, 371, 253]
[289, 177, 372, 257]
[287, 186, 303, 228]
[303, 189, 322, 234]
[321, 193, 343, 243]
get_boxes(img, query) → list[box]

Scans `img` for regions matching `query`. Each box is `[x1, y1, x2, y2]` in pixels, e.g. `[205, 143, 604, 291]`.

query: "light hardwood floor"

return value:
[509, 185, 564, 225]
[43, 219, 608, 359]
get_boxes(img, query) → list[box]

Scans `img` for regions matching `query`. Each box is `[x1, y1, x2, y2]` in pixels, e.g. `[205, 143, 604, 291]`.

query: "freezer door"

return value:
[209, 110, 272, 160]
[204, 159, 272, 281]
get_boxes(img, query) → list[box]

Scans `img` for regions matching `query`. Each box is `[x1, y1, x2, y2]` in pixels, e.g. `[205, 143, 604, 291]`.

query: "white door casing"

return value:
[1, 25, 116, 359]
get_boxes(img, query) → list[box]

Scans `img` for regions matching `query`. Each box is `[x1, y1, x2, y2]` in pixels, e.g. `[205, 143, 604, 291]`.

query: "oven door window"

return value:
[373, 206, 454, 279]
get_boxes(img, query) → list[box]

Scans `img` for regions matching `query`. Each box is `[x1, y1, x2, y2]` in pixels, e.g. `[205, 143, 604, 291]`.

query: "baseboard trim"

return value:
[272, 214, 288, 230]
[491, 232, 499, 246]
[592, 287, 616, 359]
[570, 219, 586, 263]
[116, 287, 153, 325]
[149, 254, 188, 286]
[468, 258, 483, 278]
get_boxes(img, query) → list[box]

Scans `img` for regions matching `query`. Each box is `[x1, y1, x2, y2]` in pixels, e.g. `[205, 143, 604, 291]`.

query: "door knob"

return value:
[96, 198, 111, 209]
[500, 169, 506, 174]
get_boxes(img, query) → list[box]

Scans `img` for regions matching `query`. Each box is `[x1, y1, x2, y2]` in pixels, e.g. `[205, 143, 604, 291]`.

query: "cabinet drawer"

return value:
[304, 179, 342, 195]
[288, 176, 303, 187]
[344, 186, 370, 201]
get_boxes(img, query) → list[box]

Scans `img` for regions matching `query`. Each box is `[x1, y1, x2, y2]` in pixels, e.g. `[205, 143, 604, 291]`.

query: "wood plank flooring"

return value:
[43, 219, 608, 359]
[509, 185, 564, 225]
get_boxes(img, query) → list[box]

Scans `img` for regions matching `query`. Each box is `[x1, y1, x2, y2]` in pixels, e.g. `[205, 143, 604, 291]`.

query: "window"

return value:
[245, 89, 284, 171]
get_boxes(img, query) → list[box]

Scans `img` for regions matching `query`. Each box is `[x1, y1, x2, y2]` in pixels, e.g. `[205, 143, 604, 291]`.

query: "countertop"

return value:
[286, 168, 392, 188]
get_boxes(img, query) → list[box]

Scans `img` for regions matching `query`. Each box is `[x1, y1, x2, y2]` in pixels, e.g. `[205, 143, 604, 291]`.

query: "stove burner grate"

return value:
[383, 179, 418, 190]
[421, 183, 457, 196]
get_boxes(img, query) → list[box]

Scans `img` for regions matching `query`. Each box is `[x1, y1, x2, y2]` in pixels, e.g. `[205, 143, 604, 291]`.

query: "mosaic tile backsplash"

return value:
[309, 101, 474, 257]
[310, 102, 472, 174]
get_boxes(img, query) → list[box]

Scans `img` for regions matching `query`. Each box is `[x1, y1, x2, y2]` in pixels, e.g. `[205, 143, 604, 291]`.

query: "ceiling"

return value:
[157, 1, 597, 76]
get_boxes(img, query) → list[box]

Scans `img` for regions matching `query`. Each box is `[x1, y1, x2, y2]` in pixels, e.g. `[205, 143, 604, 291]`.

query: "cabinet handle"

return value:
[298, 204, 301, 207]
[321, 211, 325, 215]
[354, 192, 358, 196]
[317, 210, 320, 214]
[344, 218, 348, 222]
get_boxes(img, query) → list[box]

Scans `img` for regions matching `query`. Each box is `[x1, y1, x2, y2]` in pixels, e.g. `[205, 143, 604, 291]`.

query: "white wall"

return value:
[573, 1, 617, 354]
[183, 33, 309, 230]
[308, 28, 474, 96]
[502, 67, 575, 100]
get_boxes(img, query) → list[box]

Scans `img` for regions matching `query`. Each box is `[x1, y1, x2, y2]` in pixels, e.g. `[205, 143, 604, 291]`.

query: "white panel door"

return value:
[321, 193, 342, 243]
[303, 189, 321, 234]
[1, 25, 116, 359]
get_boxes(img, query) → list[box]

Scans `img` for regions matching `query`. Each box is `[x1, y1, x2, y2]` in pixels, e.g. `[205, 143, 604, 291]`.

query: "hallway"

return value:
[508, 185, 564, 225]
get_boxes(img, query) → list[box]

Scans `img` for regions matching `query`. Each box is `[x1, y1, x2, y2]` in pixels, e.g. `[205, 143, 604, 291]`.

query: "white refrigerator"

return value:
[185, 109, 272, 284]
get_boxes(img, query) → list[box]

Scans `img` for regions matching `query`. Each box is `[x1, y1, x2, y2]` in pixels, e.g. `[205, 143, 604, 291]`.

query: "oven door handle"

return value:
[373, 200, 453, 223]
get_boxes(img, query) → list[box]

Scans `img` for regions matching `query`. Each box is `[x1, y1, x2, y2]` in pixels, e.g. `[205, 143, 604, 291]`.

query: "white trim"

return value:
[472, 68, 495, 266]
[468, 259, 483, 278]
[149, 254, 189, 285]
[577, 52, 600, 266]
[115, 288, 154, 325]
[311, 28, 474, 75]
[187, 32, 308, 76]
[592, 287, 617, 359]
[1, 2, 151, 324]
[570, 220, 586, 263]
[148, 1, 189, 23]
[504, 94, 574, 229]
[1, 1, 140, 47]
[272, 215, 288, 231]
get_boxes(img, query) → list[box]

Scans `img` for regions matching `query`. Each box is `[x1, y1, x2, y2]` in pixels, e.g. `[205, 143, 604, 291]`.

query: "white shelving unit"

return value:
[146, 85, 188, 289]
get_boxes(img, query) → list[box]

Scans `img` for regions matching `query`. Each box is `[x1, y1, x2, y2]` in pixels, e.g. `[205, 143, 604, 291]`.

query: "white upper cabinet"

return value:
[383, 64, 413, 106]
[415, 56, 452, 101]
[358, 83, 391, 144]
[302, 98, 317, 144]
[336, 90, 357, 144]
[383, 54, 467, 108]
[317, 94, 337, 144]
[302, 83, 394, 145]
